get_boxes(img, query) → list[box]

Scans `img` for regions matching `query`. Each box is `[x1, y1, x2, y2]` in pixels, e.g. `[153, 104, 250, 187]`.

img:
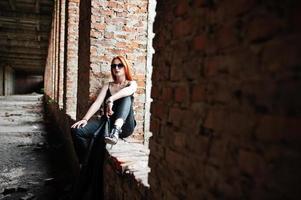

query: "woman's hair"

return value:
[111, 56, 133, 81]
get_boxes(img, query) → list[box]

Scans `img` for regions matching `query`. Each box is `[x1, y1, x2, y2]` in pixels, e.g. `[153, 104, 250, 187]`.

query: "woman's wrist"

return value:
[82, 118, 88, 122]
[106, 97, 113, 104]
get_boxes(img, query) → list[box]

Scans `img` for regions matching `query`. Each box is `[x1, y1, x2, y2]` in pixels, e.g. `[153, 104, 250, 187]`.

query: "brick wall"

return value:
[103, 152, 150, 199]
[45, 0, 79, 119]
[77, 0, 91, 119]
[44, 0, 80, 178]
[44, 0, 152, 197]
[58, 0, 66, 109]
[64, 0, 79, 119]
[85, 0, 149, 141]
[44, 0, 301, 199]
[149, 0, 301, 199]
[44, 11, 54, 99]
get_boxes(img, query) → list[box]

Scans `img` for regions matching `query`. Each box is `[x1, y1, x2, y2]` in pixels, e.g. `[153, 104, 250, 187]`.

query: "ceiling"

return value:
[0, 0, 53, 75]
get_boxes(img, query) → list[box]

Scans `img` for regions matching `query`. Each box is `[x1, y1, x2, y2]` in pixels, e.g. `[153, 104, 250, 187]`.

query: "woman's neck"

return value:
[115, 76, 126, 84]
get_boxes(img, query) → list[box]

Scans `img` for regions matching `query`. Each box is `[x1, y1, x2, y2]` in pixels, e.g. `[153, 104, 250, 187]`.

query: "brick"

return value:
[174, 85, 189, 103]
[262, 36, 301, 73]
[187, 134, 209, 155]
[174, 0, 189, 17]
[216, 21, 238, 48]
[208, 139, 229, 166]
[193, 0, 205, 7]
[168, 107, 183, 125]
[173, 132, 186, 148]
[150, 84, 161, 99]
[151, 102, 168, 120]
[162, 86, 173, 101]
[246, 15, 285, 42]
[173, 19, 193, 38]
[192, 83, 206, 102]
[220, 0, 256, 17]
[239, 150, 265, 176]
[170, 66, 182, 81]
[165, 148, 187, 172]
[204, 109, 228, 131]
[93, 23, 105, 30]
[204, 57, 219, 77]
[150, 118, 160, 134]
[256, 115, 301, 142]
[193, 34, 207, 50]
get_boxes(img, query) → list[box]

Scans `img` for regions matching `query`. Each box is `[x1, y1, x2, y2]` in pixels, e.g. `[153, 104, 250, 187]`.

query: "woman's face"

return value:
[111, 58, 125, 78]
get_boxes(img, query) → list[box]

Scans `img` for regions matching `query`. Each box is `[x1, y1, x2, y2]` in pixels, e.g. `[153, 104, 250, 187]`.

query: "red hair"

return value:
[111, 56, 133, 81]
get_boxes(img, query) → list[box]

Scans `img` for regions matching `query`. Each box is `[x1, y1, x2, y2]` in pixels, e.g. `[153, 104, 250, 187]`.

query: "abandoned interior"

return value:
[0, 0, 301, 199]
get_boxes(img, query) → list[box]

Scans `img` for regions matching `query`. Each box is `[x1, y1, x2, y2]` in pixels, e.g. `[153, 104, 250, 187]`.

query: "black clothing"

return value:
[71, 84, 136, 199]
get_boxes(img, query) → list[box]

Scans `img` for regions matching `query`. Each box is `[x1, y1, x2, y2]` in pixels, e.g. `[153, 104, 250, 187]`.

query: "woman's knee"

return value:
[119, 96, 132, 104]
[71, 127, 85, 138]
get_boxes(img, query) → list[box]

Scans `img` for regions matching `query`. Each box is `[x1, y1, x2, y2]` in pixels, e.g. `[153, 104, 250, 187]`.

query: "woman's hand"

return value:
[71, 119, 88, 128]
[106, 98, 114, 118]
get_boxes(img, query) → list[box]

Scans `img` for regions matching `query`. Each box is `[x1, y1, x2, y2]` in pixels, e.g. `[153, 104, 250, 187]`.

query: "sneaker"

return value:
[104, 127, 121, 145]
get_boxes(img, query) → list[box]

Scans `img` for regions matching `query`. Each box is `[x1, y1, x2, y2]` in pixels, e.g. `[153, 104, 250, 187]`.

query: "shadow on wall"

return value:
[15, 72, 44, 94]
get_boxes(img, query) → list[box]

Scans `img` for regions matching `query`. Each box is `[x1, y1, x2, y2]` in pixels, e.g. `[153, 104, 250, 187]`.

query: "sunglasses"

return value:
[111, 63, 124, 69]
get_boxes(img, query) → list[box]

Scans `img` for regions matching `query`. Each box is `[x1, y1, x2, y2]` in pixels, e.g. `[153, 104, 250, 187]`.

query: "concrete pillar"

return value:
[0, 67, 3, 95]
[4, 65, 15, 95]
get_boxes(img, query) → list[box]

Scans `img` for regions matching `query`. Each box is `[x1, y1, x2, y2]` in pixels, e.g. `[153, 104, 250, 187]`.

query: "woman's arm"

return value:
[107, 80, 137, 103]
[71, 83, 109, 128]
[82, 83, 109, 121]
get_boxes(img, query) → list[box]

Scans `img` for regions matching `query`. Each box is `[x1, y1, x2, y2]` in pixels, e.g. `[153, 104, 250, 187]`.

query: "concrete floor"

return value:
[0, 94, 69, 200]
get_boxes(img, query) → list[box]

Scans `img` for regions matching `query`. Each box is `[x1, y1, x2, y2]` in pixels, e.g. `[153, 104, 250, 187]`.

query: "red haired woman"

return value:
[71, 56, 137, 164]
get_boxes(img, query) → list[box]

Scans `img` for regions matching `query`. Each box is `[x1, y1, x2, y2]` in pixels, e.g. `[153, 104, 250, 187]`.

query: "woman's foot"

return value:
[105, 127, 121, 145]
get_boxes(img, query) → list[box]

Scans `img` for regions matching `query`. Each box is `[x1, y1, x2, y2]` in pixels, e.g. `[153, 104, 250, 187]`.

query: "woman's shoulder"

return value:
[128, 80, 137, 85]
[101, 82, 111, 90]
[103, 82, 113, 86]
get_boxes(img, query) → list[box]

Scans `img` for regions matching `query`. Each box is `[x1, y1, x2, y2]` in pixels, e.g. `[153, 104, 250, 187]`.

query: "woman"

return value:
[71, 55, 137, 165]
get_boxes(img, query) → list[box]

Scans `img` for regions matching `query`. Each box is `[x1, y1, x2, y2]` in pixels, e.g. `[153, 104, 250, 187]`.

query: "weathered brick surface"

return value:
[64, 0, 79, 119]
[149, 0, 301, 199]
[44, 0, 152, 198]
[44, 0, 301, 199]
[103, 141, 150, 199]
[45, 0, 79, 119]
[85, 0, 149, 141]
[77, 0, 91, 118]
[103, 152, 150, 200]
[58, 0, 66, 109]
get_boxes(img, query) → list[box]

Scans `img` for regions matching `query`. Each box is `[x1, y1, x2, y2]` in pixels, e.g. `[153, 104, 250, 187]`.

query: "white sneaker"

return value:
[104, 127, 120, 145]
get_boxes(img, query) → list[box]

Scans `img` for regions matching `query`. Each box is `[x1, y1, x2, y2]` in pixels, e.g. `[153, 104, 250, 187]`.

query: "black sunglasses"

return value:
[111, 63, 124, 69]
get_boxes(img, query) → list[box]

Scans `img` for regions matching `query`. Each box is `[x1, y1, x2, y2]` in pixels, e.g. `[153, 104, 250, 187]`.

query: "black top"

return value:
[103, 82, 134, 115]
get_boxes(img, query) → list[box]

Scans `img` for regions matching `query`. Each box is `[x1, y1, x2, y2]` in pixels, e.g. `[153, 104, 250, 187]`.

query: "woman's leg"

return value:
[119, 108, 136, 138]
[105, 96, 134, 144]
[111, 96, 132, 129]
[71, 119, 102, 164]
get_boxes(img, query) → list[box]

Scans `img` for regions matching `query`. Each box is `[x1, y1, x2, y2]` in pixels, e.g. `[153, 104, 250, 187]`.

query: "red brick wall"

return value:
[149, 0, 301, 199]
[77, 0, 91, 119]
[64, 0, 79, 119]
[45, 6, 55, 99]
[76, 0, 149, 141]
[58, 0, 66, 109]
[45, 0, 79, 119]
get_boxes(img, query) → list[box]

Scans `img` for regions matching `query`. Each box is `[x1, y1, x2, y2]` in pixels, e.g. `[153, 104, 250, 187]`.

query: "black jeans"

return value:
[72, 96, 136, 163]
